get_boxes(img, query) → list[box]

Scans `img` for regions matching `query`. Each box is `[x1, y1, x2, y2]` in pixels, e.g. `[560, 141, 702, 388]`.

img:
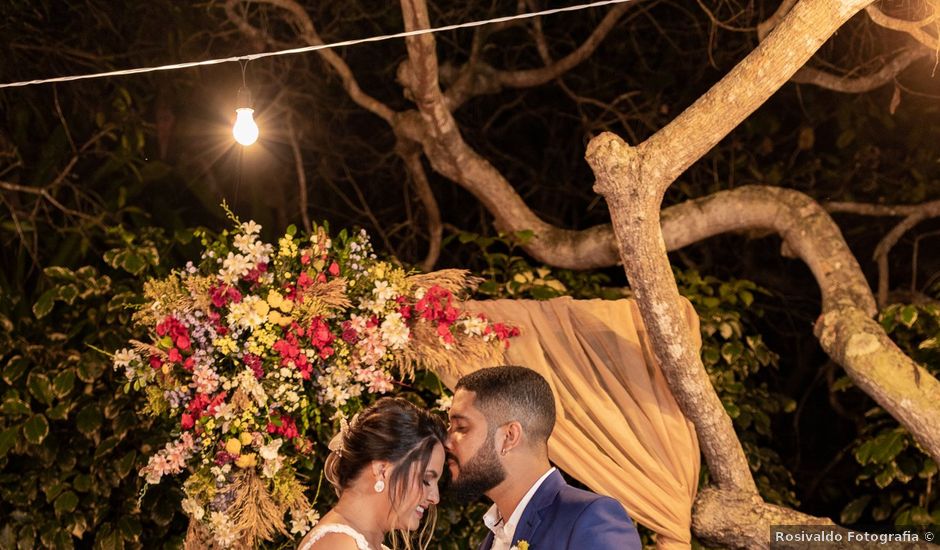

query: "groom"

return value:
[445, 365, 641, 550]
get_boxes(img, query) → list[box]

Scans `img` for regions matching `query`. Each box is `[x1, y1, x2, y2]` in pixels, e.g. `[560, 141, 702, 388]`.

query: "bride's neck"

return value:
[332, 491, 389, 547]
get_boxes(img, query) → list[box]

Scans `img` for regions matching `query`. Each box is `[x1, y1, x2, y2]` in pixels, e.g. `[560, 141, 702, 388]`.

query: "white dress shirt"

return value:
[483, 467, 556, 550]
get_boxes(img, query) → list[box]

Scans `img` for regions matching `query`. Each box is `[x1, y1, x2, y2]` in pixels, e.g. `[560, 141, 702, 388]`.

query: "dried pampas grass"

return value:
[228, 471, 289, 548]
[395, 322, 506, 379]
[406, 269, 481, 297]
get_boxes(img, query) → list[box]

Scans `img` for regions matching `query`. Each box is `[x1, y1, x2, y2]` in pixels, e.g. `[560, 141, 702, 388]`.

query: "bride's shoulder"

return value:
[298, 531, 362, 550]
[297, 522, 369, 550]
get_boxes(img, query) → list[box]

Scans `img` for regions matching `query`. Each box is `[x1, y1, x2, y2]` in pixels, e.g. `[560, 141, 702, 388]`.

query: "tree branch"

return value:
[397, 140, 442, 272]
[866, 4, 939, 50]
[441, 3, 633, 109]
[828, 199, 940, 307]
[791, 47, 931, 93]
[286, 114, 312, 233]
[224, 0, 396, 123]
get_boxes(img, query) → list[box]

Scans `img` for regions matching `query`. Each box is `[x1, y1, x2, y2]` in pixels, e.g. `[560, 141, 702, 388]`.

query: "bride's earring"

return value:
[374, 479, 385, 493]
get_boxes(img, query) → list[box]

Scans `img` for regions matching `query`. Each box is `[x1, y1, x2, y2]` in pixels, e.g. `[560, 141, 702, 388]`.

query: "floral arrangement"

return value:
[112, 218, 518, 548]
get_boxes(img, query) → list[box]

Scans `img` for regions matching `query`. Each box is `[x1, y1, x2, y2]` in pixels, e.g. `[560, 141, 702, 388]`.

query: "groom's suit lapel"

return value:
[510, 470, 565, 546]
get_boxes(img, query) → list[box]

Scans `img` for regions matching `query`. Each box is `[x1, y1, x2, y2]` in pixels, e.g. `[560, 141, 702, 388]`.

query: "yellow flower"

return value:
[266, 290, 284, 309]
[239, 432, 253, 446]
[225, 438, 242, 456]
[213, 337, 238, 356]
[235, 453, 257, 468]
[253, 299, 270, 317]
[515, 541, 529, 550]
[278, 299, 293, 313]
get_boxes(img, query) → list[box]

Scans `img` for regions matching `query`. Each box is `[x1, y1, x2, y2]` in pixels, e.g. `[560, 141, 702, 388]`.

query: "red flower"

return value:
[149, 355, 163, 370]
[175, 334, 191, 351]
[437, 323, 455, 344]
[183, 357, 196, 372]
[328, 261, 340, 276]
[244, 354, 264, 379]
[297, 272, 313, 289]
[316, 272, 327, 283]
[301, 253, 311, 265]
[167, 348, 182, 363]
[181, 413, 194, 430]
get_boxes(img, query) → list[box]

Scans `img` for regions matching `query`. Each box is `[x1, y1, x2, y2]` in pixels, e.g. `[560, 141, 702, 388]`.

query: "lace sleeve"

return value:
[298, 523, 371, 550]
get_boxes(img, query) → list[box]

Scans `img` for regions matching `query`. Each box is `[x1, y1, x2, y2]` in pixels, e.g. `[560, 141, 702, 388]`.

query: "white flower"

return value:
[233, 232, 255, 254]
[181, 497, 205, 521]
[220, 252, 252, 284]
[112, 348, 140, 370]
[460, 316, 488, 336]
[435, 394, 453, 411]
[380, 312, 410, 350]
[259, 438, 282, 460]
[241, 220, 262, 235]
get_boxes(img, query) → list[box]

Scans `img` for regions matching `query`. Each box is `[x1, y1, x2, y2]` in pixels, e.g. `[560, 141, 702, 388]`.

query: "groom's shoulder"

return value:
[554, 482, 620, 511]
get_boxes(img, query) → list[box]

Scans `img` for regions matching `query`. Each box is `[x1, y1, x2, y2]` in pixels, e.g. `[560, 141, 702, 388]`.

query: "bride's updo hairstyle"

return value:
[324, 397, 446, 547]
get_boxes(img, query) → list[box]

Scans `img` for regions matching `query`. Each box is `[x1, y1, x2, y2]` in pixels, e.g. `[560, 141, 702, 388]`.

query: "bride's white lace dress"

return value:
[298, 523, 391, 550]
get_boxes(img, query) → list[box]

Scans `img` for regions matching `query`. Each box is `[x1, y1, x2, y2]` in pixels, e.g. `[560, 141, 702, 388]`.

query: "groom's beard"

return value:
[447, 441, 506, 504]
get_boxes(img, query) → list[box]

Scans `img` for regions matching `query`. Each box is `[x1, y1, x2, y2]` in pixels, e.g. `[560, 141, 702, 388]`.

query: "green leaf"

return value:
[114, 450, 137, 479]
[121, 252, 146, 275]
[53, 370, 76, 397]
[32, 288, 57, 319]
[46, 402, 71, 421]
[918, 337, 939, 350]
[43, 266, 76, 282]
[856, 431, 908, 465]
[721, 341, 744, 364]
[73, 474, 93, 492]
[874, 463, 897, 488]
[701, 345, 720, 366]
[840, 495, 872, 524]
[117, 517, 142, 542]
[898, 305, 918, 328]
[95, 436, 120, 459]
[0, 426, 19, 457]
[76, 405, 103, 436]
[54, 491, 79, 516]
[57, 284, 79, 305]
[27, 372, 54, 405]
[77, 359, 105, 383]
[0, 398, 30, 416]
[22, 414, 49, 445]
[3, 355, 29, 384]
[831, 376, 854, 392]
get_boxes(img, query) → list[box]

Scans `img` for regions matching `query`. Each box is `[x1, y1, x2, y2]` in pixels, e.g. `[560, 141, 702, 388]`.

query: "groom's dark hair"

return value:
[456, 365, 556, 445]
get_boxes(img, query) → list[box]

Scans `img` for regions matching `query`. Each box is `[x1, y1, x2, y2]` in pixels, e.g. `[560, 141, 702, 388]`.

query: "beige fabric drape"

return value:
[440, 297, 701, 549]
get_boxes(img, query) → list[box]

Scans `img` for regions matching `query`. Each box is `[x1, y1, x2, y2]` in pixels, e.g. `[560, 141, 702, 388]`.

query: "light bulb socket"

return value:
[236, 87, 253, 109]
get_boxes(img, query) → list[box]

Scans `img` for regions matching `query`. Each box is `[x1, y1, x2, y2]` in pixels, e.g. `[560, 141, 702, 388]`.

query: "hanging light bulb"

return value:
[233, 88, 259, 146]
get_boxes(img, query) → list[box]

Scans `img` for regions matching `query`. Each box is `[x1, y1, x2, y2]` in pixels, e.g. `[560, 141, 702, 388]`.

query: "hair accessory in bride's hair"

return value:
[327, 413, 358, 457]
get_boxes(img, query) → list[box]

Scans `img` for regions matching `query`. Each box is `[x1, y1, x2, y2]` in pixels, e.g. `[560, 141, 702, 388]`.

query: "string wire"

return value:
[0, 0, 631, 89]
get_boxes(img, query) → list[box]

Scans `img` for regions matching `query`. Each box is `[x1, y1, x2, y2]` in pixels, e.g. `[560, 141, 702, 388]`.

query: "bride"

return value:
[298, 397, 447, 550]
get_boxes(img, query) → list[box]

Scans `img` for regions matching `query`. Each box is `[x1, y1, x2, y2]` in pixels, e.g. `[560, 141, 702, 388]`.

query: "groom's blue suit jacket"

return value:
[477, 470, 642, 550]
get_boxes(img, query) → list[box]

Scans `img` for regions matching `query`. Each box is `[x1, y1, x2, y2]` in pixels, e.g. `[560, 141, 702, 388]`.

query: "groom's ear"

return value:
[497, 421, 524, 455]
